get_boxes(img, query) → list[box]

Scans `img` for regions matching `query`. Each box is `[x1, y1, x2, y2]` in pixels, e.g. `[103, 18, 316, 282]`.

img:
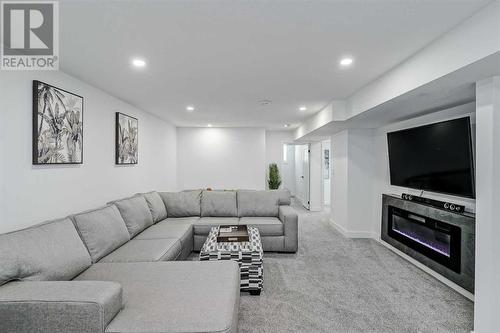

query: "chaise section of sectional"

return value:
[75, 261, 240, 333]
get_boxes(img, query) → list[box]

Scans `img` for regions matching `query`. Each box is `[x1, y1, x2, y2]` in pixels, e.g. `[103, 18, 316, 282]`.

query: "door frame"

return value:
[283, 142, 311, 210]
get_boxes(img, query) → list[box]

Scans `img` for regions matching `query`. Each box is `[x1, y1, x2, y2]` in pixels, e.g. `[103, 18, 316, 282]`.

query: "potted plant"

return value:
[268, 163, 282, 190]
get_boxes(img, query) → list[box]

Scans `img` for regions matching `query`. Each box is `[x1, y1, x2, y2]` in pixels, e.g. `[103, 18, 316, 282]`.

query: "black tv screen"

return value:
[387, 117, 475, 198]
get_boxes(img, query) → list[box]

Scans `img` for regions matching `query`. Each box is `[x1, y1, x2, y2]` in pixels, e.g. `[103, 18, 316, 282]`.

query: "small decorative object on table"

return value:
[200, 226, 263, 295]
[217, 225, 249, 242]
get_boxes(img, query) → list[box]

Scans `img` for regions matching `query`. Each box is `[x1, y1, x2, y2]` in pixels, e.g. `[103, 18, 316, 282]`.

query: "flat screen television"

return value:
[387, 117, 475, 198]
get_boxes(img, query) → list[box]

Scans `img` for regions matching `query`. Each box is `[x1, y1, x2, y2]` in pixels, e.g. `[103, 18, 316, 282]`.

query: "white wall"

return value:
[371, 103, 476, 237]
[265, 130, 294, 190]
[474, 76, 500, 333]
[177, 127, 265, 190]
[0, 71, 177, 234]
[282, 144, 296, 195]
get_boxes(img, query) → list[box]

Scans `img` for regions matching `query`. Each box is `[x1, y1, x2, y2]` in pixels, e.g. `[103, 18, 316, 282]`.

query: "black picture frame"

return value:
[115, 112, 138, 165]
[33, 80, 84, 165]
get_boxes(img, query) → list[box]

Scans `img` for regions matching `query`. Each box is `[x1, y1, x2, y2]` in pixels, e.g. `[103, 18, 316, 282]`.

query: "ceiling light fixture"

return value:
[186, 106, 195, 112]
[340, 57, 353, 67]
[132, 58, 146, 68]
[207, 124, 212, 127]
[299, 106, 307, 111]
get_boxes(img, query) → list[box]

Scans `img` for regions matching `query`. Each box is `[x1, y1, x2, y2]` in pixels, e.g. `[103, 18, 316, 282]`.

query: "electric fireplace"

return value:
[388, 206, 461, 273]
[381, 194, 475, 293]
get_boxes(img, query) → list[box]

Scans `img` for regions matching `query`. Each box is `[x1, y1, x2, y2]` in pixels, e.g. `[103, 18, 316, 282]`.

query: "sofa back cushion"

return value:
[271, 189, 292, 205]
[72, 205, 130, 263]
[201, 191, 237, 217]
[237, 190, 279, 217]
[159, 190, 201, 217]
[0, 218, 92, 286]
[109, 196, 154, 237]
[141, 191, 167, 223]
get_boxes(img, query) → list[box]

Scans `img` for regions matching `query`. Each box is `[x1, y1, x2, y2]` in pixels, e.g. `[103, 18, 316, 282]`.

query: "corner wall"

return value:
[0, 71, 177, 233]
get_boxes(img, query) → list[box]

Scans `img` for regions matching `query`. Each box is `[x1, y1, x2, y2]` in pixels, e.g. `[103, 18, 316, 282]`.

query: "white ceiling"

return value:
[59, 0, 491, 129]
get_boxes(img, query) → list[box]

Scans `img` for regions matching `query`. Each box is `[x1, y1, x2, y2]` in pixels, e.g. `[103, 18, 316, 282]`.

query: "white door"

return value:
[295, 144, 310, 209]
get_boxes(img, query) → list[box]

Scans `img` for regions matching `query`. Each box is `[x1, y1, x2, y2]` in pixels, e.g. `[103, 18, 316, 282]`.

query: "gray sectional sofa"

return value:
[0, 189, 297, 333]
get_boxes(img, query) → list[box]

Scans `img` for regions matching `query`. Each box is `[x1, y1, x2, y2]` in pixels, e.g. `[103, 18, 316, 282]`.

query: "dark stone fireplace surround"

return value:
[381, 194, 475, 293]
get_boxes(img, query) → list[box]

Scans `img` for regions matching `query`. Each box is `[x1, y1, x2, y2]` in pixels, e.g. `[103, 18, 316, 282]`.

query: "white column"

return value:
[330, 129, 375, 237]
[474, 76, 500, 332]
[331, 131, 349, 232]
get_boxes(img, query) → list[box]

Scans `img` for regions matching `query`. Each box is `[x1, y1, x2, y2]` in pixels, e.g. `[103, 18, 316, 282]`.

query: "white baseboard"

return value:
[309, 205, 323, 212]
[328, 219, 376, 238]
[378, 239, 475, 301]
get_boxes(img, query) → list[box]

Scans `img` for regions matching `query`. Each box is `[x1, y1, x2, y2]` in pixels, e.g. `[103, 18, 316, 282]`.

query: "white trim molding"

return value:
[329, 219, 376, 239]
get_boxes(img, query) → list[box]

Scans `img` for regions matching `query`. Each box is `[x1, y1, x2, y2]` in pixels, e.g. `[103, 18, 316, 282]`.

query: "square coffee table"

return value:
[200, 226, 263, 295]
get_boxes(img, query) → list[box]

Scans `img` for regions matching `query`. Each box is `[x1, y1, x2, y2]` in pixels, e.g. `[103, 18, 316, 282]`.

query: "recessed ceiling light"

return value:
[340, 57, 353, 66]
[284, 124, 290, 128]
[207, 124, 212, 127]
[132, 58, 146, 68]
[186, 106, 195, 112]
[299, 106, 307, 111]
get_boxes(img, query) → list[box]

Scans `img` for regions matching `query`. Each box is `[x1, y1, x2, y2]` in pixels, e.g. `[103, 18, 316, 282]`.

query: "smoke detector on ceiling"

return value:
[258, 99, 272, 106]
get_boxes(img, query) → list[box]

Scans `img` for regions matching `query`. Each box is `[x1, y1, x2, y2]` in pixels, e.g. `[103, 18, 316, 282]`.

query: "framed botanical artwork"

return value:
[33, 80, 83, 165]
[115, 112, 138, 164]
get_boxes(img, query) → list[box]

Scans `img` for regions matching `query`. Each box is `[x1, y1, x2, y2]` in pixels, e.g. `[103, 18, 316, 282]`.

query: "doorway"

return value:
[282, 143, 310, 209]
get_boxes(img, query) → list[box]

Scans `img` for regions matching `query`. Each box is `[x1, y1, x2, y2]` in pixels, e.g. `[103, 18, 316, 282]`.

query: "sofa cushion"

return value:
[135, 222, 192, 242]
[72, 205, 130, 263]
[239, 217, 284, 236]
[201, 190, 238, 217]
[0, 218, 91, 286]
[141, 191, 167, 223]
[109, 196, 154, 237]
[159, 190, 201, 217]
[0, 280, 122, 332]
[237, 190, 279, 217]
[99, 239, 181, 263]
[194, 217, 239, 235]
[162, 216, 200, 225]
[270, 189, 292, 205]
[75, 261, 240, 333]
